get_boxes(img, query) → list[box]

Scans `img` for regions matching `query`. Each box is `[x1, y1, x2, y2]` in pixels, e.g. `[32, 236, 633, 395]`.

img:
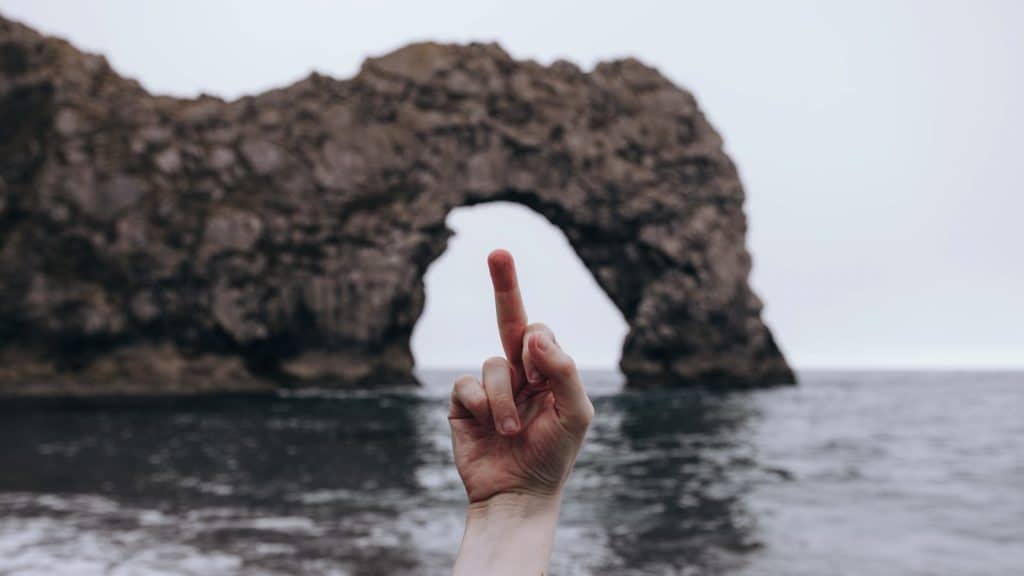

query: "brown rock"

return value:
[0, 14, 794, 397]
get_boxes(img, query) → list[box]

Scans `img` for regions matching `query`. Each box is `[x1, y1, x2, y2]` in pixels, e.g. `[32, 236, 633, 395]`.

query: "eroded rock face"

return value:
[0, 15, 794, 396]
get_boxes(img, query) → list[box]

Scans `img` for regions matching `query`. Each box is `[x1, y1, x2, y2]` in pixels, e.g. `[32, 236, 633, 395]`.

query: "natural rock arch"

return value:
[410, 201, 629, 370]
[0, 16, 794, 396]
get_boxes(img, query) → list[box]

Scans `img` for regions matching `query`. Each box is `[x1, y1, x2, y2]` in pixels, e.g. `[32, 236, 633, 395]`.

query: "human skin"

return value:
[450, 249, 595, 575]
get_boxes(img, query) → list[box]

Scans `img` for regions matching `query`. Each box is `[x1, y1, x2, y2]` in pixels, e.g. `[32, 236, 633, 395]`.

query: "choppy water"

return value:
[0, 371, 1021, 575]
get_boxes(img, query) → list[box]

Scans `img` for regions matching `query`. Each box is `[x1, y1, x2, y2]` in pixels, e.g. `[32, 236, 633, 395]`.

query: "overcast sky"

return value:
[3, 0, 1021, 369]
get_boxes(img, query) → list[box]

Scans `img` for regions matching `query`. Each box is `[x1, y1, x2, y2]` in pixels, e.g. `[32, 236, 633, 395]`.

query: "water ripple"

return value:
[0, 371, 1021, 575]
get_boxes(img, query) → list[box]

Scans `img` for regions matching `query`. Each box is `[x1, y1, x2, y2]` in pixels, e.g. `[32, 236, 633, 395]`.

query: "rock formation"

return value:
[0, 15, 794, 396]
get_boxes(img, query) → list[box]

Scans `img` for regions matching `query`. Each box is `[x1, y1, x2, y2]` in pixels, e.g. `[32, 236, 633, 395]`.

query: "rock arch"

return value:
[0, 16, 794, 396]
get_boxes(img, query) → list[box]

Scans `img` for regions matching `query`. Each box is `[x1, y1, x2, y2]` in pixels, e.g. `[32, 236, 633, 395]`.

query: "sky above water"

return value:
[3, 0, 1021, 369]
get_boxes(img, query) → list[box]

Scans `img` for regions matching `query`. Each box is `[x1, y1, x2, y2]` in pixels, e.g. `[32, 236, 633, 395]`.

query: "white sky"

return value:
[3, 0, 1021, 369]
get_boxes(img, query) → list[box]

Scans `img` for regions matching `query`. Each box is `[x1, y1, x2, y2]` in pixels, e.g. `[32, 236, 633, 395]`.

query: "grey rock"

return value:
[0, 14, 794, 397]
[153, 147, 182, 174]
[55, 108, 82, 136]
[209, 147, 236, 171]
[199, 209, 263, 260]
[240, 139, 284, 175]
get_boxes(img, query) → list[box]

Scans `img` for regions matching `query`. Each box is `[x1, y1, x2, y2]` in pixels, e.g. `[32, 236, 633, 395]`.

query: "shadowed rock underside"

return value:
[0, 15, 794, 396]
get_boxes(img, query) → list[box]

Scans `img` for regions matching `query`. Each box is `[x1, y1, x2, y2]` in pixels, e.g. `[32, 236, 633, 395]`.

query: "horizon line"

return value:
[414, 365, 1024, 373]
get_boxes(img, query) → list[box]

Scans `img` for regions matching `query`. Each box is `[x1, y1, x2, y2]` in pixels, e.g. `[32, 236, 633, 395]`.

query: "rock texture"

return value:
[0, 15, 794, 396]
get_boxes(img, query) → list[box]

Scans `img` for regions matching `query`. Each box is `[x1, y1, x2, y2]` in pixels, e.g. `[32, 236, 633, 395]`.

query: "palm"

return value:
[451, 388, 578, 503]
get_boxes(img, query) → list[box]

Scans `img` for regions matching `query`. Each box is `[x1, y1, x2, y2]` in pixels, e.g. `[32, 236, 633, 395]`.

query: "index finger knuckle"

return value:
[525, 322, 552, 335]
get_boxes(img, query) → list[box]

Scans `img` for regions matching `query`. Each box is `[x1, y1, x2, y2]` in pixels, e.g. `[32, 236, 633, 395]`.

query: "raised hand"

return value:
[450, 249, 594, 575]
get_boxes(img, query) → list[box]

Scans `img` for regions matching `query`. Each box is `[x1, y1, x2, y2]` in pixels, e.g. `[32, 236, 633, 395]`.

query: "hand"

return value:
[449, 249, 594, 575]
[449, 249, 594, 503]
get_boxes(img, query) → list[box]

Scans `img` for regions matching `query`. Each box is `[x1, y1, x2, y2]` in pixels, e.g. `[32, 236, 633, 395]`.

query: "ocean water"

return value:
[0, 371, 1021, 575]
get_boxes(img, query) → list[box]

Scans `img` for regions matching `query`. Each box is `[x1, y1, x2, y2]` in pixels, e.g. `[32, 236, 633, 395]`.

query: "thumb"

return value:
[527, 332, 595, 435]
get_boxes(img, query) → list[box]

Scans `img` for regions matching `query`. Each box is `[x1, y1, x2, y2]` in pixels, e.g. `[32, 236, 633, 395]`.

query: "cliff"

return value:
[0, 15, 794, 396]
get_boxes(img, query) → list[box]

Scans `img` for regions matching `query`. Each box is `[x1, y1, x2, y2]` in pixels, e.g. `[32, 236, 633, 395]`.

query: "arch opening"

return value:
[411, 201, 628, 378]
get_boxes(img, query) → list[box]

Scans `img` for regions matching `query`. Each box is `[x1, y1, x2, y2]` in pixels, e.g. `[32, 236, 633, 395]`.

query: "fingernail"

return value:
[527, 369, 542, 383]
[501, 417, 519, 434]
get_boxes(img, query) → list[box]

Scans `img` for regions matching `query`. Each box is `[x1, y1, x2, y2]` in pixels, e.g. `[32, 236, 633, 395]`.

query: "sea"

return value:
[0, 371, 1021, 575]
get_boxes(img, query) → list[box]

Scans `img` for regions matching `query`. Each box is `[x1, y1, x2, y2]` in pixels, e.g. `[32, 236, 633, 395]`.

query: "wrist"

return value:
[466, 490, 562, 521]
[455, 492, 562, 575]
